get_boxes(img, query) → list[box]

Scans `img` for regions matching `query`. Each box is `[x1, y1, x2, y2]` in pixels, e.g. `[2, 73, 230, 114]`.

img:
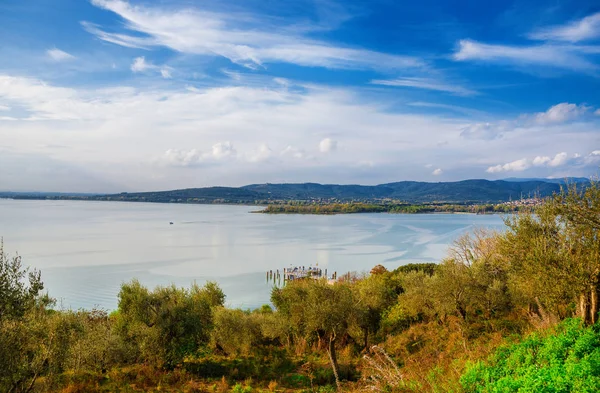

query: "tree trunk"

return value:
[363, 328, 369, 352]
[590, 286, 598, 325]
[579, 293, 590, 325]
[327, 335, 341, 390]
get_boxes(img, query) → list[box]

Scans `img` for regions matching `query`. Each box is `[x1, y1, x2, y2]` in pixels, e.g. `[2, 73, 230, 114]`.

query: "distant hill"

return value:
[242, 179, 561, 203]
[502, 177, 589, 184]
[2, 178, 586, 205]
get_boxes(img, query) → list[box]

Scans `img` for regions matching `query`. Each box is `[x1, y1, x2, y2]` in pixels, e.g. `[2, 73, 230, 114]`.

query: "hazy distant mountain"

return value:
[501, 177, 589, 184]
[3, 179, 582, 204]
[242, 179, 561, 203]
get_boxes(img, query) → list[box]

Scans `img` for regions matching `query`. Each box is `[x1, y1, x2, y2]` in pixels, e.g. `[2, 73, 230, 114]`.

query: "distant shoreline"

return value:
[1, 196, 521, 215]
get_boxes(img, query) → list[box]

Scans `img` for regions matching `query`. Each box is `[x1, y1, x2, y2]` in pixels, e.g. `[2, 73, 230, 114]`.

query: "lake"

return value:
[0, 199, 506, 310]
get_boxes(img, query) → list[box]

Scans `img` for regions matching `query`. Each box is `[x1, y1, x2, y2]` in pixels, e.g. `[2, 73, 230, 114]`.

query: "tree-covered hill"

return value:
[111, 179, 566, 204]
[1, 178, 586, 205]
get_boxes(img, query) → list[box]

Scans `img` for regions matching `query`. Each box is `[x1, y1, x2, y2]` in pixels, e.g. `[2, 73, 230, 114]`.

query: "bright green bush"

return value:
[461, 318, 600, 393]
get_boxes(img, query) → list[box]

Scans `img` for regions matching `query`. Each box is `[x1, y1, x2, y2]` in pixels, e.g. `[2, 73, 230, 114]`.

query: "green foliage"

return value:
[499, 181, 600, 324]
[212, 308, 259, 356]
[0, 239, 50, 320]
[262, 202, 518, 215]
[461, 318, 600, 392]
[393, 262, 438, 276]
[115, 279, 224, 367]
[0, 181, 598, 392]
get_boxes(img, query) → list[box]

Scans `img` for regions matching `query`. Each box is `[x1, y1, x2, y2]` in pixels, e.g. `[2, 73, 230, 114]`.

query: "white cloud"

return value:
[532, 155, 551, 166]
[487, 158, 530, 173]
[488, 152, 571, 173]
[162, 142, 236, 167]
[548, 152, 568, 167]
[85, 0, 424, 71]
[452, 39, 596, 72]
[47, 48, 75, 62]
[371, 77, 476, 96]
[461, 102, 593, 140]
[130, 56, 172, 79]
[595, 109, 600, 116]
[160, 68, 172, 79]
[281, 146, 307, 159]
[0, 105, 10, 111]
[163, 148, 203, 167]
[211, 141, 236, 160]
[407, 102, 487, 117]
[432, 168, 443, 176]
[529, 12, 600, 42]
[533, 152, 569, 167]
[460, 122, 510, 140]
[533, 103, 589, 125]
[82, 21, 152, 49]
[246, 143, 272, 163]
[319, 138, 337, 153]
[131, 56, 150, 72]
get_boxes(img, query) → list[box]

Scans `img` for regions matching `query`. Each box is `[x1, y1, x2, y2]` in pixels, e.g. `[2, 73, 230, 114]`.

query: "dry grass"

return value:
[361, 346, 403, 392]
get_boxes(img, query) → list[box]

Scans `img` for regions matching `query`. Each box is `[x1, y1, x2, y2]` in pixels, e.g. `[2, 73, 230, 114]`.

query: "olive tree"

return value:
[272, 279, 355, 389]
[115, 279, 225, 367]
[500, 181, 600, 325]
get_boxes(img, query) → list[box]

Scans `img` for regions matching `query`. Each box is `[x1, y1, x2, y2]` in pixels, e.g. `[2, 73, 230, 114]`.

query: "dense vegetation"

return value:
[0, 182, 599, 392]
[260, 202, 516, 214]
[1, 178, 580, 204]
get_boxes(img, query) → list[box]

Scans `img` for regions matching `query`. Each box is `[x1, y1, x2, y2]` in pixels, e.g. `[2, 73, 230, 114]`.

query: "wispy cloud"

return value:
[85, 0, 424, 71]
[246, 143, 273, 163]
[281, 146, 308, 159]
[461, 103, 594, 140]
[407, 102, 487, 117]
[529, 12, 600, 42]
[130, 56, 172, 79]
[371, 77, 476, 96]
[47, 48, 75, 62]
[453, 39, 597, 73]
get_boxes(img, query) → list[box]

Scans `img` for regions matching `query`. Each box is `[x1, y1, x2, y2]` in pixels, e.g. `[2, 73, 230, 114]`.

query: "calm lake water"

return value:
[0, 199, 506, 310]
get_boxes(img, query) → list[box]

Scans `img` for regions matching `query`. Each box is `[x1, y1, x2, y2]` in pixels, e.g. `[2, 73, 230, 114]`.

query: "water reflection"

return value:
[0, 199, 506, 310]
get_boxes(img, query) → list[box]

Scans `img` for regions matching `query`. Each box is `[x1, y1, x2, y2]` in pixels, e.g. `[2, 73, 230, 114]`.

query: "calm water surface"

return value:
[0, 199, 506, 310]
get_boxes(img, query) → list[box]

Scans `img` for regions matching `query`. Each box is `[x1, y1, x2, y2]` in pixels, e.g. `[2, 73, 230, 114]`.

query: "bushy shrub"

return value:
[461, 318, 600, 393]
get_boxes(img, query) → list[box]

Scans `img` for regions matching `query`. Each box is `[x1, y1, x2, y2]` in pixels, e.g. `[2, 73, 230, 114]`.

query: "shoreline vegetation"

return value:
[257, 202, 522, 215]
[1, 182, 599, 393]
[2, 196, 535, 215]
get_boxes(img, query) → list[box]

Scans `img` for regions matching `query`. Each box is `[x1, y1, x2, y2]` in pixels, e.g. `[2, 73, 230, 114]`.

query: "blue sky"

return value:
[0, 0, 599, 192]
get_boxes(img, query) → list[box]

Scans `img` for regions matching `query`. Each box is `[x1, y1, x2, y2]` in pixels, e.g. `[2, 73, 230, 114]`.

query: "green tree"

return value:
[115, 280, 224, 367]
[0, 240, 49, 320]
[272, 279, 355, 389]
[0, 241, 57, 392]
[352, 272, 399, 350]
[500, 182, 600, 324]
[212, 308, 256, 356]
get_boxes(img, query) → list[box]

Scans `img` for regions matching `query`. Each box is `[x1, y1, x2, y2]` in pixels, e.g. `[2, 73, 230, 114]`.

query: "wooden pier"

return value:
[266, 265, 337, 284]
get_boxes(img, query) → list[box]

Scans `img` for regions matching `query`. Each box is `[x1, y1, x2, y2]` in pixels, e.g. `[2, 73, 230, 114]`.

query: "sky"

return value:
[0, 0, 599, 192]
